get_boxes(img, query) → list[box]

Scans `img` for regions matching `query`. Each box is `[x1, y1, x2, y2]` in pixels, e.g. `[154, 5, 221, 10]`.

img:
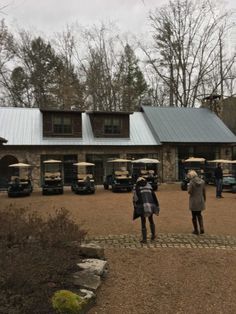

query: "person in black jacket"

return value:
[214, 163, 223, 198]
[133, 177, 160, 243]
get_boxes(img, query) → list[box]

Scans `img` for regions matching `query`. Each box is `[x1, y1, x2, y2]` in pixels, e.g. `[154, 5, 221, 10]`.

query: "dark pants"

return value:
[140, 214, 155, 239]
[215, 178, 222, 197]
[191, 211, 202, 219]
[141, 214, 154, 228]
[191, 211, 204, 234]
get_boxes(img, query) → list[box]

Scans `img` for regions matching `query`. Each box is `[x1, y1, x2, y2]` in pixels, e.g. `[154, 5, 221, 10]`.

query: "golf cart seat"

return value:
[77, 174, 94, 182]
[44, 172, 61, 181]
[140, 170, 148, 175]
[10, 176, 29, 184]
[10, 175, 20, 182]
[114, 170, 130, 178]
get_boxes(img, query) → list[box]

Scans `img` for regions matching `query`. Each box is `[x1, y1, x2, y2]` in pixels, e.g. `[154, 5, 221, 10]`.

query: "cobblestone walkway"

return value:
[85, 233, 236, 250]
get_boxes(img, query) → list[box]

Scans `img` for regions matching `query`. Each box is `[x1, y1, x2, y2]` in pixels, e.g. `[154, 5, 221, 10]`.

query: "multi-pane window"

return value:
[104, 118, 121, 135]
[53, 116, 72, 134]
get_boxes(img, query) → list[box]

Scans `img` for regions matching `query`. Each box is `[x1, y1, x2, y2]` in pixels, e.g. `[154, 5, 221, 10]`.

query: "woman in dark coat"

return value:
[187, 170, 206, 235]
[133, 177, 160, 243]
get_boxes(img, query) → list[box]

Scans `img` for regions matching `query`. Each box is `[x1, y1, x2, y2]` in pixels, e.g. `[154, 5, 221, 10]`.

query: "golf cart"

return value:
[207, 159, 236, 193]
[181, 157, 206, 191]
[103, 158, 133, 192]
[8, 163, 33, 197]
[71, 162, 96, 194]
[132, 158, 160, 191]
[42, 159, 63, 195]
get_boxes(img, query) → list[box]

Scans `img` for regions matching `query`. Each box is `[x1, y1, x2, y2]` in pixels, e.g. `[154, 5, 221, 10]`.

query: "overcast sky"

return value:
[2, 0, 235, 36]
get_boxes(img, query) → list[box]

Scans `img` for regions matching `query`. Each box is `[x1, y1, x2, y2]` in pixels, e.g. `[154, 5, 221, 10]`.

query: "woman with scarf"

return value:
[133, 177, 160, 243]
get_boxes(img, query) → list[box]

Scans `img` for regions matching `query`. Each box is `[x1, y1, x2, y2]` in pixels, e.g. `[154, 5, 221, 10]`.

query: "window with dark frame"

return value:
[104, 118, 121, 135]
[53, 115, 72, 134]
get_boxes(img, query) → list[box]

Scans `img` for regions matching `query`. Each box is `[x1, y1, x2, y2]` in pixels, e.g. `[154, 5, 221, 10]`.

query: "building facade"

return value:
[0, 106, 235, 188]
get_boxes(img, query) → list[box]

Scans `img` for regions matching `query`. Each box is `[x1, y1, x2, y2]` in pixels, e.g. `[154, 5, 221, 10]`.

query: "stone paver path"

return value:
[85, 233, 236, 250]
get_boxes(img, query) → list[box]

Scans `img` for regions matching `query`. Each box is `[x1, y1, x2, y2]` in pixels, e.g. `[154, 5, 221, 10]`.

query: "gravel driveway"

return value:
[1, 183, 236, 313]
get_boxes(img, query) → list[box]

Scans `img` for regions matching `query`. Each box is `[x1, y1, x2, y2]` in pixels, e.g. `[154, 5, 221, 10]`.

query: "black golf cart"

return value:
[132, 158, 160, 191]
[71, 162, 96, 194]
[8, 163, 33, 197]
[181, 157, 206, 191]
[103, 158, 133, 192]
[42, 159, 63, 195]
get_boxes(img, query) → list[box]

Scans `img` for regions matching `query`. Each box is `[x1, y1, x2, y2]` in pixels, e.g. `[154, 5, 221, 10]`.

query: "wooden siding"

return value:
[89, 113, 130, 138]
[42, 111, 82, 137]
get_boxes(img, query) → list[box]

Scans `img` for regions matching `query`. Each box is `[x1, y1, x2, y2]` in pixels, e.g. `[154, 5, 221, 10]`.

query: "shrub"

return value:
[0, 206, 86, 314]
[52, 290, 85, 314]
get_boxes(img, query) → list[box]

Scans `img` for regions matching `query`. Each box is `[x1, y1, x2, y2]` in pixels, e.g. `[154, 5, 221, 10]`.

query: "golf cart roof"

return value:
[73, 162, 95, 166]
[184, 157, 206, 162]
[107, 158, 132, 163]
[8, 163, 31, 168]
[132, 158, 160, 164]
[43, 159, 62, 164]
[207, 159, 236, 164]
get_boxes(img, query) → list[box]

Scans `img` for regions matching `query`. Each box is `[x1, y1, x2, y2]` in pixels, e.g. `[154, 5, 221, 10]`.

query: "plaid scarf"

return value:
[133, 183, 159, 217]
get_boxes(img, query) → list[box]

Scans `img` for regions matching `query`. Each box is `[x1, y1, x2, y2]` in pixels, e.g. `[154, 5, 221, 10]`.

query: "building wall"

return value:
[221, 97, 236, 135]
[0, 145, 160, 187]
[0, 143, 233, 188]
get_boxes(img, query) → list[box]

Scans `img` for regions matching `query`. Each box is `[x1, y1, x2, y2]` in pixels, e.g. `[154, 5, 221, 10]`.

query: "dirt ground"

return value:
[1, 184, 236, 313]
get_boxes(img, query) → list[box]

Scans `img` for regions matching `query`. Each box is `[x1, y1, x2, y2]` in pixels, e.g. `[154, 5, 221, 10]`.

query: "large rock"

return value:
[79, 289, 96, 314]
[72, 270, 101, 292]
[80, 243, 105, 259]
[77, 258, 108, 277]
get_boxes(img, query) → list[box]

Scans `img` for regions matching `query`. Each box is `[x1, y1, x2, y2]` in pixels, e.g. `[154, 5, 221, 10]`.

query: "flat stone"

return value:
[72, 270, 101, 292]
[77, 259, 108, 276]
[80, 243, 105, 259]
[79, 289, 96, 314]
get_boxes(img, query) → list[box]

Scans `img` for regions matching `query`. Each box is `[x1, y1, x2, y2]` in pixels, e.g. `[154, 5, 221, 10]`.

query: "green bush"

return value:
[52, 290, 85, 314]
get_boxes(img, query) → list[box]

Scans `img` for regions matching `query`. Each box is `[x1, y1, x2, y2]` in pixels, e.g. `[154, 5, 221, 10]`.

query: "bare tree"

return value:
[141, 0, 236, 107]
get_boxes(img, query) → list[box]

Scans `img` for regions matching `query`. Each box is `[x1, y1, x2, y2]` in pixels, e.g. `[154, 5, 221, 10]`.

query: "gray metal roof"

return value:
[0, 107, 158, 146]
[142, 106, 236, 143]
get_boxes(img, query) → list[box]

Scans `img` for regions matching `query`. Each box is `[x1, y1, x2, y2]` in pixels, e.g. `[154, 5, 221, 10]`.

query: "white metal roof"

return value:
[0, 107, 158, 146]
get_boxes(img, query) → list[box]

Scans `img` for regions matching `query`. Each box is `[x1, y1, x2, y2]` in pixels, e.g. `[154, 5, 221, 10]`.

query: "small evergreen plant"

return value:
[52, 290, 85, 314]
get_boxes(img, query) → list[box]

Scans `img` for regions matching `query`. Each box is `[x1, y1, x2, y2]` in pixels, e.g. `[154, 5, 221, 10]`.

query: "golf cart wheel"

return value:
[112, 186, 117, 192]
[104, 183, 109, 190]
[42, 190, 46, 195]
[232, 185, 236, 193]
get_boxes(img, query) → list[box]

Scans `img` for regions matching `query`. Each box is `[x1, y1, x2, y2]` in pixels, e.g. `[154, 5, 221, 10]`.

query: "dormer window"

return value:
[53, 115, 72, 134]
[104, 118, 121, 135]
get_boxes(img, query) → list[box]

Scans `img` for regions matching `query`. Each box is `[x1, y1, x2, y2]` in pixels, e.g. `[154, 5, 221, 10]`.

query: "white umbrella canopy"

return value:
[9, 163, 31, 168]
[184, 157, 206, 162]
[73, 162, 95, 166]
[107, 158, 132, 163]
[207, 159, 234, 164]
[43, 159, 62, 164]
[132, 158, 160, 164]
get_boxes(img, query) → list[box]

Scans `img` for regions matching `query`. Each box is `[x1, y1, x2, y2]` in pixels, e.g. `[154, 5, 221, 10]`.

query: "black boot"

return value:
[197, 215, 204, 234]
[192, 218, 199, 235]
[140, 228, 147, 244]
[150, 223, 156, 241]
